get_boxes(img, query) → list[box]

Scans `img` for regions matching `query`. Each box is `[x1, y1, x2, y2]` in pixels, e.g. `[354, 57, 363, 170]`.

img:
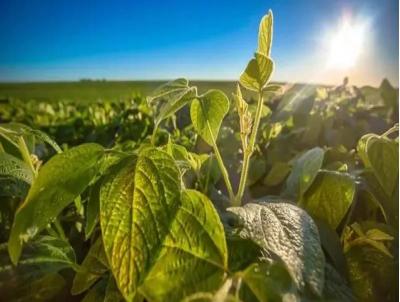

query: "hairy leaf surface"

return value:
[0, 152, 34, 184]
[228, 201, 325, 296]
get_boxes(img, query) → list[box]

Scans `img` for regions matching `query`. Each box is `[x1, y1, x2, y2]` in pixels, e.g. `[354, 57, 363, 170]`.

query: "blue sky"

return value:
[0, 0, 398, 86]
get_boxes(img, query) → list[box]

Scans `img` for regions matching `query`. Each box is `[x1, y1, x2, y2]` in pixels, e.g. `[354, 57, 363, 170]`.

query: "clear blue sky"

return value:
[0, 0, 398, 86]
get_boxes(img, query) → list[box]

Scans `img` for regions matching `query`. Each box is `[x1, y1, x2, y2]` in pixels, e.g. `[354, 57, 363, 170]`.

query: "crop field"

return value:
[0, 8, 398, 302]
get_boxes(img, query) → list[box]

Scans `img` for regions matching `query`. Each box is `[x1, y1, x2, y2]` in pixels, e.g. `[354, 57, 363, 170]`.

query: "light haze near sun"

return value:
[324, 15, 368, 70]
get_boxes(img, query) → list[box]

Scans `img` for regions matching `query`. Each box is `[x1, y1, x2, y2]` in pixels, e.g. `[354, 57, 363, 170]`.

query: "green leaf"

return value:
[147, 79, 196, 126]
[100, 148, 227, 301]
[146, 78, 189, 103]
[71, 238, 108, 295]
[190, 90, 230, 146]
[284, 147, 325, 199]
[8, 143, 104, 265]
[140, 189, 227, 301]
[300, 171, 356, 229]
[257, 10, 273, 57]
[346, 244, 396, 302]
[358, 134, 398, 197]
[228, 201, 325, 295]
[227, 237, 262, 273]
[0, 152, 34, 184]
[322, 263, 354, 302]
[263, 161, 291, 186]
[240, 53, 274, 92]
[239, 262, 297, 302]
[0, 236, 76, 274]
[0, 123, 61, 153]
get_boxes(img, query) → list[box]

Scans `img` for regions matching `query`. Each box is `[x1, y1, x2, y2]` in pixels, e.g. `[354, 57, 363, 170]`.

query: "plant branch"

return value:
[235, 90, 264, 206]
[210, 135, 235, 202]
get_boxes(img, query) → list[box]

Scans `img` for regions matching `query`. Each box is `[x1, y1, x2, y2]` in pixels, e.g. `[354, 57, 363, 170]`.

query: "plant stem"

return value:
[17, 136, 37, 178]
[211, 137, 235, 202]
[234, 91, 264, 206]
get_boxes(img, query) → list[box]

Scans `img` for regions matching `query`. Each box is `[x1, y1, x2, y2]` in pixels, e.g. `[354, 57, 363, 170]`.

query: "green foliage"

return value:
[228, 201, 325, 296]
[0, 8, 398, 302]
[8, 143, 104, 264]
[190, 90, 230, 146]
[300, 171, 356, 229]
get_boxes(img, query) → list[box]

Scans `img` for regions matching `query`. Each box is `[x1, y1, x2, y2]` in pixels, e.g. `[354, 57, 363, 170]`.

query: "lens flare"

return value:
[325, 17, 367, 70]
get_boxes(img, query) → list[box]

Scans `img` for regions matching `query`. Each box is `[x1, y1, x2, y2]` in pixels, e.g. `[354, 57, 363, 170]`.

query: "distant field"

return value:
[0, 80, 238, 102]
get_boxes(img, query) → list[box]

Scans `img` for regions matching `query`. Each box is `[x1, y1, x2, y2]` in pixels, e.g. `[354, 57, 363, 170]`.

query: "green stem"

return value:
[151, 122, 159, 145]
[17, 136, 37, 178]
[211, 138, 235, 202]
[234, 91, 264, 206]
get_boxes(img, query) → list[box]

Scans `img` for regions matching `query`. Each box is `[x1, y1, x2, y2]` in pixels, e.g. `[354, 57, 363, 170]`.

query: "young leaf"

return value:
[146, 78, 189, 103]
[190, 90, 230, 146]
[240, 53, 274, 92]
[284, 147, 325, 199]
[228, 201, 325, 296]
[257, 10, 273, 57]
[300, 171, 356, 229]
[8, 143, 104, 265]
[100, 149, 227, 302]
[0, 152, 34, 184]
[147, 78, 196, 127]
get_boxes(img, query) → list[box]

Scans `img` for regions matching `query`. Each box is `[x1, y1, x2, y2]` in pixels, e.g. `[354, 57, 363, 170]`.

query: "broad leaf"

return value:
[345, 244, 396, 302]
[0, 152, 34, 184]
[100, 148, 227, 301]
[263, 161, 291, 186]
[228, 201, 325, 296]
[257, 10, 273, 57]
[190, 90, 230, 146]
[300, 171, 356, 229]
[1, 236, 76, 274]
[0, 236, 75, 301]
[240, 53, 274, 92]
[284, 147, 325, 199]
[357, 134, 398, 197]
[140, 190, 227, 301]
[8, 143, 104, 264]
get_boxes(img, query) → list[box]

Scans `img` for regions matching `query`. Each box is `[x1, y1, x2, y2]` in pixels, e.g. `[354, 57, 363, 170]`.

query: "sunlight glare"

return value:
[325, 17, 367, 70]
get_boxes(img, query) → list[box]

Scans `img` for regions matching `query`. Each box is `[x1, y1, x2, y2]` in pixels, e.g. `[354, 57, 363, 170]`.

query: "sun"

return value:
[325, 17, 367, 70]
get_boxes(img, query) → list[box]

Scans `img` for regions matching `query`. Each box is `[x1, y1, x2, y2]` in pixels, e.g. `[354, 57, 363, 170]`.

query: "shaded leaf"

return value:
[284, 147, 325, 199]
[228, 201, 325, 295]
[300, 171, 356, 229]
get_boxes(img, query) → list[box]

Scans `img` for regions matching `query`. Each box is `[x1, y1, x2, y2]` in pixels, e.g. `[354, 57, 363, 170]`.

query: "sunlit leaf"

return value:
[8, 143, 104, 265]
[190, 90, 230, 146]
